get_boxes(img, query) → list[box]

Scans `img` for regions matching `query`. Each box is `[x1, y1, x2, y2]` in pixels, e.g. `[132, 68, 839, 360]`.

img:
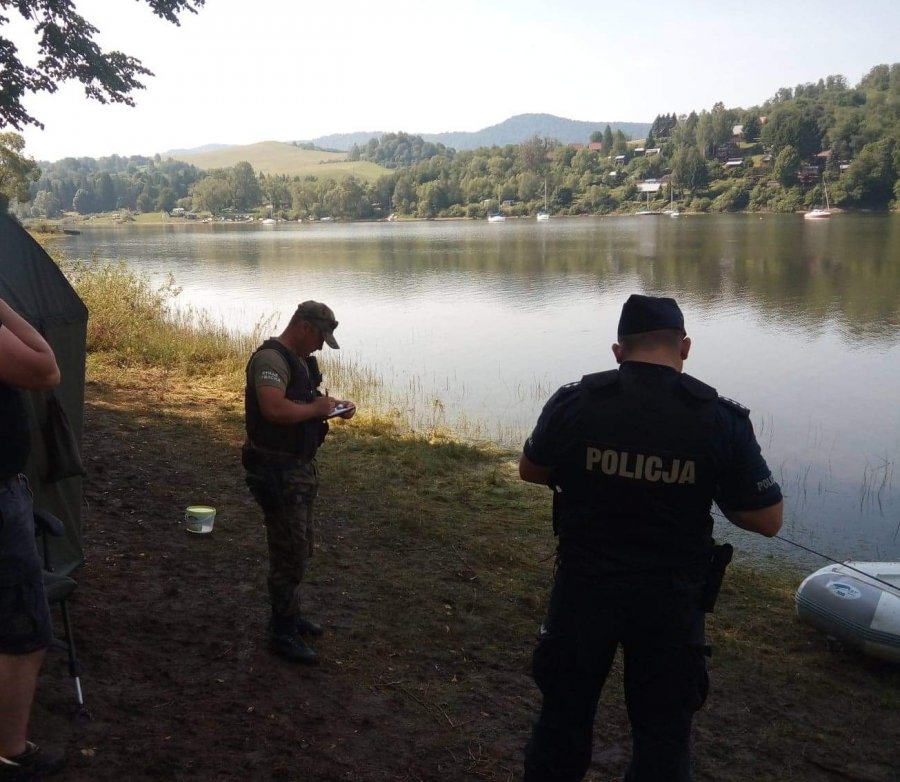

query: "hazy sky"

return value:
[11, 0, 900, 161]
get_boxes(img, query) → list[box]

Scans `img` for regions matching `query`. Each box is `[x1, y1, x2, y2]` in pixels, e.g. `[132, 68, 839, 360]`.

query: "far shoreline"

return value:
[28, 205, 895, 233]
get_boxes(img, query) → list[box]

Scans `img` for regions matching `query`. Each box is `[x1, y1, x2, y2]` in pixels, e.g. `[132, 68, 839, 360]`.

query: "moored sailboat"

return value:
[488, 190, 506, 222]
[536, 180, 550, 221]
[804, 177, 832, 219]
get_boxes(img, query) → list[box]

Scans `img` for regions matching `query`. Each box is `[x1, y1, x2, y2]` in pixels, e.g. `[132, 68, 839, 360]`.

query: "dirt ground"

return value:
[29, 369, 900, 782]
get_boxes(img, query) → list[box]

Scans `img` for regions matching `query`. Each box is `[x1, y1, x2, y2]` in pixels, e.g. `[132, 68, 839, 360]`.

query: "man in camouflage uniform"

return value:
[243, 301, 355, 665]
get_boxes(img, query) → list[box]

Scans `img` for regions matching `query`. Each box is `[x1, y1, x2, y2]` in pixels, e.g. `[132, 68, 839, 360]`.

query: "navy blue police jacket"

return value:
[523, 361, 782, 576]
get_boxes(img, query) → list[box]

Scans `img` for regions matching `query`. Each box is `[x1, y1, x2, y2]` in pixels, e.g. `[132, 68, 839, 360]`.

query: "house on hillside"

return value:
[636, 179, 662, 213]
[637, 180, 662, 193]
[716, 142, 740, 162]
[569, 142, 604, 152]
[798, 164, 820, 185]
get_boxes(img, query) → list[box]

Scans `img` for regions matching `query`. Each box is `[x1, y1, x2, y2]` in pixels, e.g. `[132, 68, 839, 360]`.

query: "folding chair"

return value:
[33, 507, 87, 719]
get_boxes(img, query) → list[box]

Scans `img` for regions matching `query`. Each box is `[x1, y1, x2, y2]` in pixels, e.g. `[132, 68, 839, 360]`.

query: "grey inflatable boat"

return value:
[795, 562, 900, 664]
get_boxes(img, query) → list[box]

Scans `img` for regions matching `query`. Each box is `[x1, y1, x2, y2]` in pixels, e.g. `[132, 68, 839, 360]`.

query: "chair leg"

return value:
[57, 599, 84, 708]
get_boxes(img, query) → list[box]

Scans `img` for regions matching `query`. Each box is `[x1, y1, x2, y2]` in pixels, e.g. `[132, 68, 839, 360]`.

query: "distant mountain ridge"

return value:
[303, 113, 652, 152]
[158, 114, 653, 160]
[161, 143, 234, 157]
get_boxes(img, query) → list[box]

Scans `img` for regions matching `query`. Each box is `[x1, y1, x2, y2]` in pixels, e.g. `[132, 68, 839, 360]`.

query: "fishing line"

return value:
[773, 534, 900, 593]
[711, 509, 900, 593]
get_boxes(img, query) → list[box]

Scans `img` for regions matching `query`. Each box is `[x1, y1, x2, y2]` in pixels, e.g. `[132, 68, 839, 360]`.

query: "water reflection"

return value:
[63, 215, 900, 567]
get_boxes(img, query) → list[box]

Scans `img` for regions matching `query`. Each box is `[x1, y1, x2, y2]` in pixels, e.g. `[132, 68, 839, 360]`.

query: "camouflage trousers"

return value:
[243, 448, 319, 618]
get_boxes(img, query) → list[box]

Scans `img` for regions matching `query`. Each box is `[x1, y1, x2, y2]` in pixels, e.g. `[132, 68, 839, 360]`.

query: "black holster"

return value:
[550, 485, 561, 535]
[700, 542, 733, 612]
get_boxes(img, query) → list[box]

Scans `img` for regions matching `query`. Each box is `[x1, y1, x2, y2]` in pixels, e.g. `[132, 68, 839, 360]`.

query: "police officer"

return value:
[243, 301, 355, 665]
[519, 294, 783, 782]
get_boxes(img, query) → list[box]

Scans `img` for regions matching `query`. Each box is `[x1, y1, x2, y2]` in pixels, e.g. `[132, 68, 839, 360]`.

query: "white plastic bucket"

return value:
[185, 505, 216, 534]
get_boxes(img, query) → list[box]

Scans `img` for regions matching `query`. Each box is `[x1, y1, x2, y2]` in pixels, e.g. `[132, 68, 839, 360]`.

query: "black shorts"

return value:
[0, 475, 52, 654]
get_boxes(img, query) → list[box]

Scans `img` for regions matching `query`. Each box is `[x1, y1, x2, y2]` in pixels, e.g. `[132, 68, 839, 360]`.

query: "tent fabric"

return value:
[0, 215, 88, 576]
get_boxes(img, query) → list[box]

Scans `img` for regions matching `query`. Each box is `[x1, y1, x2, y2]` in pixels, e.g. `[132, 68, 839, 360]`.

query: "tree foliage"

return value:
[191, 175, 230, 215]
[347, 132, 453, 169]
[774, 145, 801, 187]
[0, 131, 39, 210]
[0, 0, 204, 129]
[19, 152, 201, 216]
[671, 145, 708, 191]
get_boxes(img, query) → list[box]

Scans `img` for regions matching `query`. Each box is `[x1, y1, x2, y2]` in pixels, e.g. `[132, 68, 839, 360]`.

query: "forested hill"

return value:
[11, 63, 899, 220]
[304, 113, 652, 152]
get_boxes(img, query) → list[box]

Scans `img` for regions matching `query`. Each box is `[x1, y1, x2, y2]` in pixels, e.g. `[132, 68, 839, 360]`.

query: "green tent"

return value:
[0, 215, 88, 576]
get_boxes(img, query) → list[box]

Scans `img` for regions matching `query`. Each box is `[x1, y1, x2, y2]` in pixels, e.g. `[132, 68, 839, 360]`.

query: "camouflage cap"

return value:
[296, 300, 340, 349]
[617, 294, 685, 337]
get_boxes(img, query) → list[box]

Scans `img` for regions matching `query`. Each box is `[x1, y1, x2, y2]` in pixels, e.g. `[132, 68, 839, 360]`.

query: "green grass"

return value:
[61, 260, 272, 373]
[166, 140, 390, 181]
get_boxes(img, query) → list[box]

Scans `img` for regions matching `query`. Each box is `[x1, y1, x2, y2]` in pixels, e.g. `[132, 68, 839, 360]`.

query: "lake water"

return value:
[62, 215, 900, 569]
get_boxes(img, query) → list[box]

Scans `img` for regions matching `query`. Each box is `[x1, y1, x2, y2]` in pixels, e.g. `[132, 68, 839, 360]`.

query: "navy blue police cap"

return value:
[617, 294, 685, 337]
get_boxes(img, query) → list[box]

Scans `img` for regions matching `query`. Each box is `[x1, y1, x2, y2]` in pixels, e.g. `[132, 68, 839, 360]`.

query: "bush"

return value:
[691, 197, 712, 212]
[61, 261, 268, 372]
[748, 181, 777, 211]
[712, 185, 750, 212]
[767, 187, 805, 213]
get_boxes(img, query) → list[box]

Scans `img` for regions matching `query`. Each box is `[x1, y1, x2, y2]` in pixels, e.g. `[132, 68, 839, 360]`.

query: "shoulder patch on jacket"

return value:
[718, 395, 751, 417]
[546, 381, 581, 408]
[680, 373, 717, 401]
[581, 369, 619, 390]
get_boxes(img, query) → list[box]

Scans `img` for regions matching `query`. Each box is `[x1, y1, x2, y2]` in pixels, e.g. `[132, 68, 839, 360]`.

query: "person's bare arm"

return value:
[720, 500, 784, 537]
[519, 452, 552, 485]
[0, 298, 60, 390]
[256, 385, 336, 424]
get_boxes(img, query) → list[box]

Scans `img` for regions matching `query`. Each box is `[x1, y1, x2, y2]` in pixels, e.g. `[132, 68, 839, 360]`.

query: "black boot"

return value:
[269, 615, 319, 665]
[295, 615, 324, 638]
[0, 741, 66, 780]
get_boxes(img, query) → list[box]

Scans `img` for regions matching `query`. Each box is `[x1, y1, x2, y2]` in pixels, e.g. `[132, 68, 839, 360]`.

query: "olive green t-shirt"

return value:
[247, 348, 292, 392]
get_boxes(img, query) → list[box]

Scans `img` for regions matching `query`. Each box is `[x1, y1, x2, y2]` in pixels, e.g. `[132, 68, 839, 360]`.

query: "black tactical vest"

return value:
[244, 339, 328, 459]
[552, 363, 719, 574]
[0, 382, 30, 480]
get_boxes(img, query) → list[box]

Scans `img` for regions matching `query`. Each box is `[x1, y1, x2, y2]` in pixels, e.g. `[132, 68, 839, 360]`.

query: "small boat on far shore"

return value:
[804, 178, 832, 219]
[536, 179, 550, 221]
